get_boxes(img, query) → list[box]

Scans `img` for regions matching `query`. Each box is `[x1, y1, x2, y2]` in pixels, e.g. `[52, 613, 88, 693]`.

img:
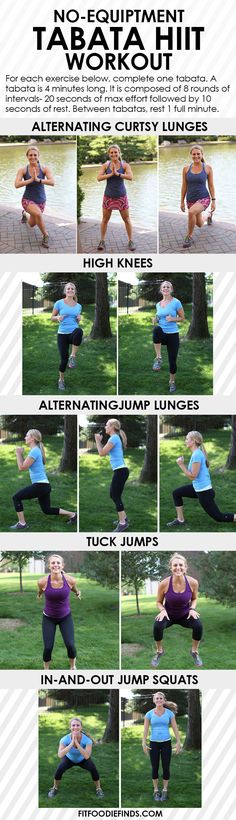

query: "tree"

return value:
[0, 551, 44, 592]
[137, 272, 193, 304]
[122, 552, 161, 615]
[196, 551, 236, 605]
[130, 688, 188, 717]
[187, 273, 210, 339]
[82, 552, 119, 588]
[42, 272, 96, 305]
[0, 415, 63, 438]
[225, 416, 236, 469]
[90, 273, 112, 339]
[59, 416, 77, 472]
[80, 415, 147, 449]
[184, 690, 201, 750]
[102, 690, 119, 742]
[139, 415, 157, 483]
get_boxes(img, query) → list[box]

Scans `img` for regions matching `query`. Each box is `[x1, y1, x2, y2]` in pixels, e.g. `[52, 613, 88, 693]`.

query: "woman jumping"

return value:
[10, 428, 77, 530]
[15, 145, 54, 248]
[142, 692, 181, 802]
[47, 716, 104, 799]
[97, 144, 135, 252]
[37, 554, 81, 669]
[181, 144, 216, 248]
[151, 553, 203, 669]
[152, 280, 185, 393]
[167, 430, 236, 527]
[51, 281, 83, 391]
[95, 418, 129, 532]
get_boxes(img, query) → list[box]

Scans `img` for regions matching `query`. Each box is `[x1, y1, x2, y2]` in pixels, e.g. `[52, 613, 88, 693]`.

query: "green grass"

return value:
[160, 429, 236, 532]
[0, 573, 118, 668]
[23, 307, 117, 394]
[0, 435, 77, 532]
[121, 718, 201, 807]
[39, 706, 119, 807]
[121, 594, 236, 669]
[118, 306, 213, 395]
[79, 449, 157, 532]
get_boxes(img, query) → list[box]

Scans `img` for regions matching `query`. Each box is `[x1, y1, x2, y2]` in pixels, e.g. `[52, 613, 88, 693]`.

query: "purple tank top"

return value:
[164, 575, 192, 619]
[44, 573, 71, 619]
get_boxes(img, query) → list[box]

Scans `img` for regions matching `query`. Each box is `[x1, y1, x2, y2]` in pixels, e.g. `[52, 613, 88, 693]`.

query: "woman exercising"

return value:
[47, 716, 104, 799]
[142, 692, 181, 802]
[37, 554, 80, 669]
[95, 418, 129, 532]
[97, 144, 135, 252]
[51, 281, 83, 391]
[15, 145, 54, 247]
[151, 553, 203, 668]
[181, 144, 216, 248]
[10, 428, 77, 530]
[167, 430, 236, 527]
[152, 280, 185, 393]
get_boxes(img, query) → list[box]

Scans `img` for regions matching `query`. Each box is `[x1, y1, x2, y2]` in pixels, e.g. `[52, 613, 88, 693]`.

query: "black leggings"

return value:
[42, 612, 76, 662]
[13, 482, 60, 515]
[153, 615, 203, 642]
[110, 467, 129, 511]
[173, 483, 234, 522]
[149, 740, 172, 781]
[153, 327, 179, 374]
[58, 328, 83, 373]
[54, 754, 99, 782]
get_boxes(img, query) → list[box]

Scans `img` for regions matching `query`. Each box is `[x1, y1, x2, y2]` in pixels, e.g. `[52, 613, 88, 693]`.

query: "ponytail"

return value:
[188, 430, 209, 467]
[153, 692, 178, 713]
[27, 429, 46, 463]
[109, 418, 127, 448]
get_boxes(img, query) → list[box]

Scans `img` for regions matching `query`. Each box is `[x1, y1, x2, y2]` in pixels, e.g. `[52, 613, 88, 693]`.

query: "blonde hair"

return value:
[27, 429, 46, 463]
[190, 144, 205, 163]
[26, 145, 40, 157]
[63, 281, 77, 302]
[48, 554, 64, 569]
[69, 716, 93, 741]
[159, 280, 173, 295]
[153, 692, 178, 713]
[108, 143, 122, 161]
[108, 418, 127, 448]
[187, 430, 209, 467]
[169, 553, 188, 572]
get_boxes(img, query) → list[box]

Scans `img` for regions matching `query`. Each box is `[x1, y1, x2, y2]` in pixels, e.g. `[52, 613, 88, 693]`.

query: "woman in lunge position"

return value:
[97, 143, 135, 251]
[37, 554, 80, 670]
[152, 280, 185, 393]
[95, 418, 129, 532]
[151, 552, 203, 669]
[47, 716, 104, 799]
[181, 144, 216, 248]
[15, 145, 54, 247]
[142, 692, 181, 802]
[51, 281, 83, 391]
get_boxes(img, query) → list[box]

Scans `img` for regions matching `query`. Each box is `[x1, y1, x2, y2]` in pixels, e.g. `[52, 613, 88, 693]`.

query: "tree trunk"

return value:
[135, 582, 140, 616]
[139, 416, 157, 483]
[90, 273, 112, 339]
[184, 690, 201, 750]
[59, 417, 77, 472]
[102, 690, 119, 742]
[225, 416, 236, 469]
[187, 273, 210, 339]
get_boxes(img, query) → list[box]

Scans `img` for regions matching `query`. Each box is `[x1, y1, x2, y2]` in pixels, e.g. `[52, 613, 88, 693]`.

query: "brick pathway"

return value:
[78, 217, 157, 254]
[159, 211, 236, 254]
[0, 205, 76, 254]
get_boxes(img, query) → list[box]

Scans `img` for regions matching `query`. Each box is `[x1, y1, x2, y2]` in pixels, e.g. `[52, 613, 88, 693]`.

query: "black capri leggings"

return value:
[153, 327, 179, 374]
[153, 614, 203, 642]
[110, 467, 129, 511]
[173, 483, 234, 522]
[13, 482, 60, 515]
[149, 740, 172, 781]
[42, 612, 76, 662]
[54, 754, 99, 782]
[58, 328, 83, 373]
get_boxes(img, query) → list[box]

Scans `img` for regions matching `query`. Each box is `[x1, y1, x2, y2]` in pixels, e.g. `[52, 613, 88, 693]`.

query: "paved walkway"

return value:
[0, 205, 76, 254]
[159, 211, 236, 254]
[78, 217, 157, 254]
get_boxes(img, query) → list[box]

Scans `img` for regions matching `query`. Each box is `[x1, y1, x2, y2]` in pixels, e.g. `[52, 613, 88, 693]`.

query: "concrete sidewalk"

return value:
[0, 205, 76, 254]
[159, 211, 236, 254]
[78, 217, 157, 254]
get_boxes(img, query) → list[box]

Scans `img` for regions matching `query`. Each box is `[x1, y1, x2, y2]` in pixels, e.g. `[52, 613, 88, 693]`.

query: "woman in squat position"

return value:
[95, 418, 129, 532]
[37, 554, 80, 670]
[15, 145, 54, 248]
[51, 281, 83, 391]
[152, 280, 185, 393]
[10, 428, 77, 530]
[97, 144, 135, 252]
[151, 552, 203, 669]
[181, 144, 216, 248]
[142, 692, 181, 802]
[167, 430, 236, 527]
[48, 716, 104, 799]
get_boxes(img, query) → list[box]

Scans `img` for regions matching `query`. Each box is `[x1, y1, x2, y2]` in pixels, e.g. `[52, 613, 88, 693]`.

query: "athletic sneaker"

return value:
[9, 522, 29, 531]
[58, 378, 65, 391]
[151, 650, 165, 668]
[96, 788, 104, 798]
[169, 382, 177, 393]
[167, 518, 185, 527]
[97, 239, 106, 251]
[42, 233, 49, 248]
[153, 790, 161, 801]
[207, 212, 213, 225]
[183, 235, 194, 248]
[113, 516, 129, 526]
[113, 521, 129, 532]
[68, 355, 76, 369]
[152, 357, 162, 371]
[160, 790, 168, 802]
[47, 787, 58, 798]
[128, 240, 136, 251]
[67, 513, 77, 526]
[21, 210, 27, 223]
[190, 649, 203, 667]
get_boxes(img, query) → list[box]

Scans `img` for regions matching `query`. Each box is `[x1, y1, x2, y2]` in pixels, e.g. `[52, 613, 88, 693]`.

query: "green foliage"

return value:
[81, 416, 148, 448]
[121, 552, 161, 612]
[137, 272, 193, 303]
[0, 415, 63, 437]
[123, 688, 188, 716]
[82, 552, 119, 588]
[77, 137, 85, 220]
[77, 136, 157, 165]
[161, 414, 228, 434]
[41, 272, 96, 304]
[197, 552, 236, 605]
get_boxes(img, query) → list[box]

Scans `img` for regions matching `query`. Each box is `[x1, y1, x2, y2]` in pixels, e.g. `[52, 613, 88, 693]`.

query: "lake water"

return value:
[0, 142, 76, 220]
[159, 142, 236, 222]
[81, 163, 157, 229]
